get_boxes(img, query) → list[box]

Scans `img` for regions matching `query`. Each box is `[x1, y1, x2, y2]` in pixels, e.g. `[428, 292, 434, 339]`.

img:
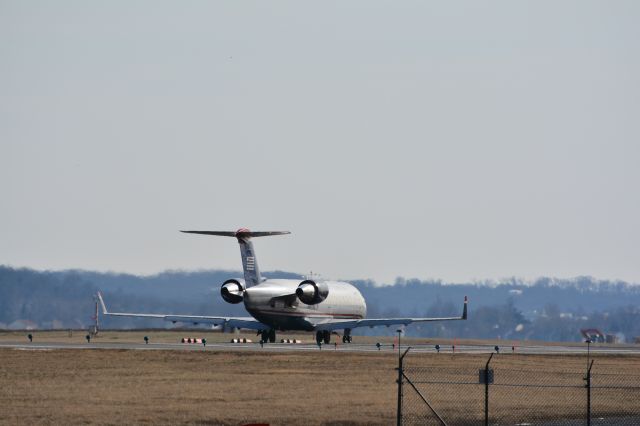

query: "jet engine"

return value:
[296, 280, 329, 305]
[221, 279, 245, 304]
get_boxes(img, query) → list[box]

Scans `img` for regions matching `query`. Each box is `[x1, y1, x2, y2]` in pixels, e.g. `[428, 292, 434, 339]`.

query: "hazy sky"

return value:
[1, 1, 639, 284]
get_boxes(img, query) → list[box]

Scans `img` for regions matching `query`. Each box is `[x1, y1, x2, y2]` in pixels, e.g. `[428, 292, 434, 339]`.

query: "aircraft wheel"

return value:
[268, 329, 276, 343]
[261, 330, 269, 343]
[342, 335, 347, 343]
[347, 335, 352, 343]
[316, 331, 323, 345]
[323, 330, 331, 344]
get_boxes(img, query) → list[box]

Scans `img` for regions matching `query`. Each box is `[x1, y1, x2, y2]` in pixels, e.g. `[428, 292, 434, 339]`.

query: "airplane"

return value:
[98, 228, 467, 344]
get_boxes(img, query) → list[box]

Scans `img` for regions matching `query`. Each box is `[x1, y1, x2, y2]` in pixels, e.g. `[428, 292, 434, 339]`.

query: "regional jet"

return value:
[98, 229, 467, 344]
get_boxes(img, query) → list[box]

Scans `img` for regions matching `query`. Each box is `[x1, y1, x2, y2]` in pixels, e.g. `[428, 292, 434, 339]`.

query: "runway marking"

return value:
[2, 341, 640, 355]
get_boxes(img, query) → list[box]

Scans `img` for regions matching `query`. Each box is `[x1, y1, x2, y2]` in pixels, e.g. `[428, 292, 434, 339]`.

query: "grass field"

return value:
[1, 331, 639, 425]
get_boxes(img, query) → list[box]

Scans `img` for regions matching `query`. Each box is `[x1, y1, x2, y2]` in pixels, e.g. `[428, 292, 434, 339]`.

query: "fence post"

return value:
[484, 353, 494, 426]
[397, 347, 411, 426]
[586, 359, 594, 426]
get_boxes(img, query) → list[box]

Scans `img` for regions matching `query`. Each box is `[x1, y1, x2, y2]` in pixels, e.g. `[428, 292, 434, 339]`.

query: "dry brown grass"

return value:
[1, 348, 400, 425]
[1, 331, 639, 425]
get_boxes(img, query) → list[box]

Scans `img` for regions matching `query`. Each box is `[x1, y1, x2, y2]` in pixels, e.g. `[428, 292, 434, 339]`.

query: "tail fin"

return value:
[181, 228, 290, 287]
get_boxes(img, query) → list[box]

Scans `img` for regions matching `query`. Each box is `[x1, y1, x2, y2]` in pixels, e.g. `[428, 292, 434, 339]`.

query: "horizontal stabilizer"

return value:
[181, 229, 290, 238]
[181, 228, 289, 288]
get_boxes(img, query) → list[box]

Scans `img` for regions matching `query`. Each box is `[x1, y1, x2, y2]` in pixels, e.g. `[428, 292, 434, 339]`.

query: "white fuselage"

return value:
[243, 279, 366, 331]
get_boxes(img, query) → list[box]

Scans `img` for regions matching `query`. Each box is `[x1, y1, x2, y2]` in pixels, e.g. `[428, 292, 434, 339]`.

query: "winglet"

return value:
[96, 291, 108, 315]
[462, 296, 468, 320]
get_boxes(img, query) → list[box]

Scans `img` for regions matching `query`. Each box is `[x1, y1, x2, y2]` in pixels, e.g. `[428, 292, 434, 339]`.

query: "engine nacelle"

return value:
[221, 279, 245, 304]
[296, 280, 329, 305]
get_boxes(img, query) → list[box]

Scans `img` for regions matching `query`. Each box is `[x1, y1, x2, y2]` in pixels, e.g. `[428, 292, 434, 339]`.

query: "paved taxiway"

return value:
[3, 340, 640, 355]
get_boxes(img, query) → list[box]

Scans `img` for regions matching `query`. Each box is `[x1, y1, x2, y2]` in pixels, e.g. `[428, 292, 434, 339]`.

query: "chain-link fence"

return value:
[399, 351, 640, 426]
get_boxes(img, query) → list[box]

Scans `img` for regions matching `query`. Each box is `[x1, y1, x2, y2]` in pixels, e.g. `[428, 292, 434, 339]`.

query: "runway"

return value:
[3, 340, 640, 355]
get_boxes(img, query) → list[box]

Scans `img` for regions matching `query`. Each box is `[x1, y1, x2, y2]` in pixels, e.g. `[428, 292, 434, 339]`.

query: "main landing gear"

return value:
[342, 328, 352, 343]
[315, 329, 353, 345]
[316, 330, 331, 345]
[259, 329, 276, 343]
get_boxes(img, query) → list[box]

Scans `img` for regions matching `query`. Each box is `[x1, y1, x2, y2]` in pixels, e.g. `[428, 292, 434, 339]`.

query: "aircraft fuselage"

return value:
[243, 279, 366, 331]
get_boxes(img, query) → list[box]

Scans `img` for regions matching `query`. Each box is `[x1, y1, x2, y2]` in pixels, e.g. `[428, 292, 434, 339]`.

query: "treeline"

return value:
[1, 266, 639, 342]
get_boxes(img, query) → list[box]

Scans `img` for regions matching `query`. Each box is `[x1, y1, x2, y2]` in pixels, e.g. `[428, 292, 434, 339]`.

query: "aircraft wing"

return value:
[96, 292, 266, 330]
[315, 296, 468, 332]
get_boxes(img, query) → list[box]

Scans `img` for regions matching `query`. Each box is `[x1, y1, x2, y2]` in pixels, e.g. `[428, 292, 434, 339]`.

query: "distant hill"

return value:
[1, 266, 638, 342]
[354, 276, 640, 318]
